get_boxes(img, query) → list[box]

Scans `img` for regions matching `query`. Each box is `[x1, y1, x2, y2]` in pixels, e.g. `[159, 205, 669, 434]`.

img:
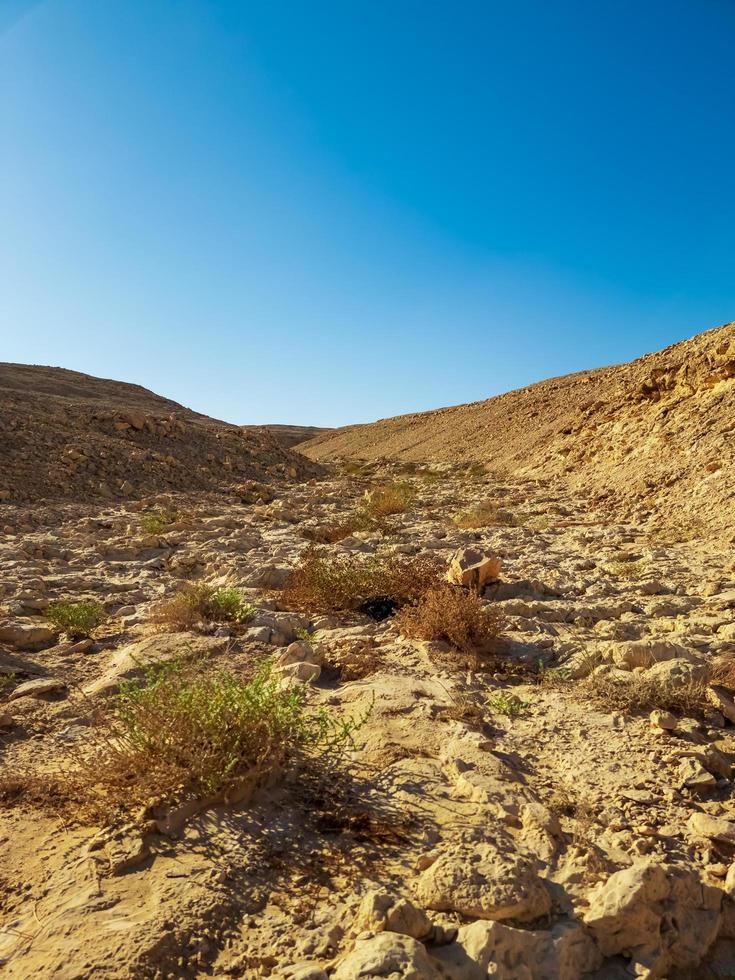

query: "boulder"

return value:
[352, 891, 434, 941]
[583, 862, 721, 976]
[332, 932, 443, 979]
[433, 919, 601, 980]
[8, 677, 66, 701]
[0, 622, 57, 651]
[415, 842, 550, 923]
[446, 548, 502, 591]
[82, 634, 227, 697]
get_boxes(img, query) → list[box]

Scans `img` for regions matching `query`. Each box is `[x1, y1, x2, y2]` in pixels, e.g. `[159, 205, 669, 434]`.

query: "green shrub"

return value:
[46, 601, 105, 639]
[140, 508, 183, 535]
[488, 691, 529, 717]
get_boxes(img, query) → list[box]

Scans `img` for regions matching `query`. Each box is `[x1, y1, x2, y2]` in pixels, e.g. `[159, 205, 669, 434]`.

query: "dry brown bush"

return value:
[453, 499, 518, 529]
[363, 482, 415, 517]
[578, 673, 709, 716]
[396, 584, 504, 654]
[282, 549, 442, 612]
[711, 651, 735, 692]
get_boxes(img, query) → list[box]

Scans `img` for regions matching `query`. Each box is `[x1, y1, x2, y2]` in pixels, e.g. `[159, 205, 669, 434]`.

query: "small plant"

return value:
[363, 482, 415, 518]
[295, 627, 318, 643]
[607, 559, 647, 580]
[283, 549, 442, 613]
[0, 672, 16, 699]
[579, 673, 709, 717]
[536, 663, 572, 686]
[46, 601, 105, 639]
[396, 584, 504, 654]
[453, 499, 518, 529]
[65, 658, 367, 817]
[487, 691, 529, 717]
[153, 583, 256, 631]
[526, 514, 550, 531]
[140, 507, 182, 536]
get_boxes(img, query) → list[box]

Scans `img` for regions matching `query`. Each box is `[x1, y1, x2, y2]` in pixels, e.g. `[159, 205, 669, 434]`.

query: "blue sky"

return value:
[1, 1, 733, 426]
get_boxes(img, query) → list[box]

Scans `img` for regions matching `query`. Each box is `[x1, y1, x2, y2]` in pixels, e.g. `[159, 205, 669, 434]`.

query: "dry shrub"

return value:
[711, 652, 735, 692]
[153, 583, 256, 631]
[396, 584, 504, 654]
[304, 507, 388, 544]
[363, 482, 415, 517]
[282, 549, 442, 612]
[453, 499, 517, 529]
[1, 659, 364, 822]
[579, 673, 709, 717]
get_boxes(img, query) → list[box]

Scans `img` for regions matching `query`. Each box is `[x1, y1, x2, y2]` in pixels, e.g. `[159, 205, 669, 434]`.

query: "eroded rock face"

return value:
[433, 919, 602, 980]
[415, 842, 550, 923]
[583, 862, 722, 976]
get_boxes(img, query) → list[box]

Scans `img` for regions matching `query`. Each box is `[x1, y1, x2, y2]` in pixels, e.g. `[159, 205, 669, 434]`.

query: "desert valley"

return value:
[0, 321, 734, 979]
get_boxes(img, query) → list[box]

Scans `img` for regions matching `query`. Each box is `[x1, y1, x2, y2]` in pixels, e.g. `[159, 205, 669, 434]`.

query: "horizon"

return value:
[2, 1, 734, 426]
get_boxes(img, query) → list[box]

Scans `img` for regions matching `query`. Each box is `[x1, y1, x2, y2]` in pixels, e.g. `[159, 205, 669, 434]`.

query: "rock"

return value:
[645, 656, 710, 687]
[433, 919, 601, 980]
[0, 622, 57, 651]
[583, 861, 721, 975]
[688, 812, 735, 845]
[610, 640, 696, 670]
[650, 709, 677, 730]
[277, 640, 324, 668]
[277, 661, 321, 684]
[678, 757, 717, 790]
[0, 711, 13, 727]
[353, 891, 434, 941]
[709, 685, 735, 725]
[332, 932, 443, 979]
[446, 548, 502, 591]
[8, 677, 66, 701]
[415, 842, 550, 923]
[244, 564, 292, 589]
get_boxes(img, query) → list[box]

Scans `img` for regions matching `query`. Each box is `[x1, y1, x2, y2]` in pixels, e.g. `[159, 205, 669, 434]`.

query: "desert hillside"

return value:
[0, 364, 323, 503]
[242, 423, 333, 449]
[302, 322, 735, 538]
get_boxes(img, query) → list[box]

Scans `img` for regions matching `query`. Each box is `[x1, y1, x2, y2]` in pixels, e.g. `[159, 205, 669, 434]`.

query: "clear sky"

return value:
[1, 1, 734, 426]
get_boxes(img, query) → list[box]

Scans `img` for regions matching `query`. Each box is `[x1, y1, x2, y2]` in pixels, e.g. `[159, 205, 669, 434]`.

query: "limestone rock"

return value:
[415, 842, 550, 923]
[353, 891, 434, 940]
[331, 932, 443, 979]
[446, 548, 502, 591]
[433, 919, 601, 980]
[8, 677, 66, 701]
[0, 622, 57, 651]
[583, 861, 721, 975]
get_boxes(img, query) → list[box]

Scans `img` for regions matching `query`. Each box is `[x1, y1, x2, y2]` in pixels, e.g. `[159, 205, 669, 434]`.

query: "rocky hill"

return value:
[0, 364, 323, 504]
[302, 322, 735, 539]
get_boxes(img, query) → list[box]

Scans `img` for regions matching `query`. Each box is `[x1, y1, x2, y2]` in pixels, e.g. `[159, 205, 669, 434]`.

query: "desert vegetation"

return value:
[152, 583, 256, 631]
[46, 600, 105, 639]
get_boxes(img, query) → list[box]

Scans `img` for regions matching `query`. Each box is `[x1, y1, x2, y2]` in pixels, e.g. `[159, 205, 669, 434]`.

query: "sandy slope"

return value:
[301, 322, 735, 539]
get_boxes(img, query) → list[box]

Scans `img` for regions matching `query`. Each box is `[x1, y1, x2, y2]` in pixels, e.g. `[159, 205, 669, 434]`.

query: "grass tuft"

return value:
[453, 499, 518, 529]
